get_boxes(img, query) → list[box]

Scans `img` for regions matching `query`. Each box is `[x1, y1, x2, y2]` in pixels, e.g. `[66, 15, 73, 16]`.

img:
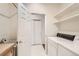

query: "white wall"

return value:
[7, 14, 17, 42]
[25, 3, 62, 37]
[0, 14, 17, 42]
[59, 17, 79, 32]
[0, 4, 17, 42]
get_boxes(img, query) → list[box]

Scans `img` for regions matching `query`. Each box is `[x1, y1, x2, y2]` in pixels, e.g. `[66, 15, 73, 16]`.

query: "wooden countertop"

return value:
[0, 43, 15, 56]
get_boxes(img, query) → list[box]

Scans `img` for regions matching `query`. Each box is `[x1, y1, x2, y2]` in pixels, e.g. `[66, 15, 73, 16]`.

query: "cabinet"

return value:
[48, 37, 78, 56]
[3, 45, 16, 56]
[48, 43, 57, 56]
[48, 39, 57, 56]
[0, 43, 16, 56]
[58, 45, 76, 56]
[5, 48, 14, 56]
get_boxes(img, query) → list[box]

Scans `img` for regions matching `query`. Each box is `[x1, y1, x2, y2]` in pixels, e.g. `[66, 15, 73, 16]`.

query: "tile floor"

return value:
[31, 45, 46, 56]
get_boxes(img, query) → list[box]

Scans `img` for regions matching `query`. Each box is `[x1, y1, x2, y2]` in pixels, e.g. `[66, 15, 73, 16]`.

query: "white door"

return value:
[17, 4, 32, 56]
[32, 20, 42, 44]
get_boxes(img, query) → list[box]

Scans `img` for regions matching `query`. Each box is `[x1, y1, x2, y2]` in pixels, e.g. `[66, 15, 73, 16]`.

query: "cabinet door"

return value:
[48, 43, 57, 56]
[5, 49, 13, 56]
[58, 45, 76, 56]
[48, 39, 57, 56]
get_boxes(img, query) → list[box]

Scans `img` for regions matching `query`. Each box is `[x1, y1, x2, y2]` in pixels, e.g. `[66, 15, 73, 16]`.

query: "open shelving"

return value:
[54, 3, 79, 24]
[54, 14, 79, 24]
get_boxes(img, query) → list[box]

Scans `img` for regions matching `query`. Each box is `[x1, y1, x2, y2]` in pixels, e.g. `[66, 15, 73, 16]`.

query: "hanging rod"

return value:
[12, 3, 17, 8]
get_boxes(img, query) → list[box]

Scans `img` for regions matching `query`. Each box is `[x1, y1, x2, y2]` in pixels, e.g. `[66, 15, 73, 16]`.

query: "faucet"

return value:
[0, 38, 6, 44]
